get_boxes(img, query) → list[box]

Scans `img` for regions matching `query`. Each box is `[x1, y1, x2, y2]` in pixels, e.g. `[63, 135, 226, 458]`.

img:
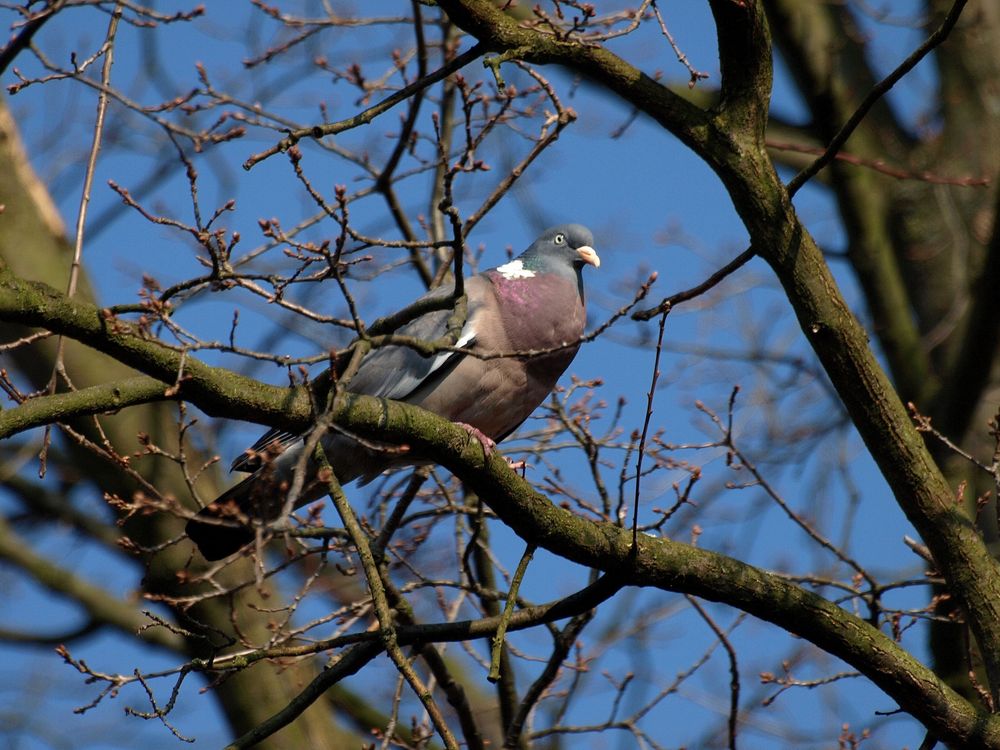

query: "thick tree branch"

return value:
[435, 0, 713, 155]
[708, 0, 772, 131]
[765, 1, 973, 409]
[2, 256, 996, 745]
[0, 375, 172, 438]
[337, 395, 1000, 749]
[0, 262, 316, 435]
[433, 0, 1000, 709]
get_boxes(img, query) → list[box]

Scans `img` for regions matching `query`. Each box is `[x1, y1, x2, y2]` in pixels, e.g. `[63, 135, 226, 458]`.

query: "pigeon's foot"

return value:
[456, 422, 496, 457]
[505, 458, 528, 472]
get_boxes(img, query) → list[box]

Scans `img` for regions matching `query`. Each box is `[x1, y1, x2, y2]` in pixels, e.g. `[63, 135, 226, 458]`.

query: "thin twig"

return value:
[633, 248, 754, 321]
[314, 442, 460, 750]
[650, 0, 708, 87]
[489, 542, 536, 683]
[768, 139, 989, 187]
[786, 0, 969, 196]
[686, 596, 740, 750]
[39, 2, 123, 476]
[632, 311, 668, 548]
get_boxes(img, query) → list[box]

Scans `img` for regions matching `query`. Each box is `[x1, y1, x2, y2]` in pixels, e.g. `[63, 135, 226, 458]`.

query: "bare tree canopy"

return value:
[2, 1, 1000, 748]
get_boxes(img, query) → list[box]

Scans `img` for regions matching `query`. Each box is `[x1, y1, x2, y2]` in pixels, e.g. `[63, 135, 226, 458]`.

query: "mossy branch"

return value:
[0, 262, 316, 434]
[2, 234, 999, 745]
[0, 375, 171, 438]
[434, 0, 1000, 708]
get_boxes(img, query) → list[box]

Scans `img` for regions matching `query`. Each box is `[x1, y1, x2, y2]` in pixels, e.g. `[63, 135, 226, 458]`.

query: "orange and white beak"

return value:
[576, 245, 601, 268]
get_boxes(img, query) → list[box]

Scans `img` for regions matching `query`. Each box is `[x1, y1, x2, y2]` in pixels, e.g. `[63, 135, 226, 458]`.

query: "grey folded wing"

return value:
[230, 280, 482, 472]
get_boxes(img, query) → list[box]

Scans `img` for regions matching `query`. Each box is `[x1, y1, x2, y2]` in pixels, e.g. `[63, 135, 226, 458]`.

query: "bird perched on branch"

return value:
[187, 224, 600, 560]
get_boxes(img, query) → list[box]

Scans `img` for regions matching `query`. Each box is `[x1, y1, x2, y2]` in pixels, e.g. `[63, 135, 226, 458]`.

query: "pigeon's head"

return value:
[515, 224, 600, 278]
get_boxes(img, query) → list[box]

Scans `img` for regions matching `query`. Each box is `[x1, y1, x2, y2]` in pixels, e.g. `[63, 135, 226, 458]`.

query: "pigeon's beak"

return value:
[576, 245, 600, 268]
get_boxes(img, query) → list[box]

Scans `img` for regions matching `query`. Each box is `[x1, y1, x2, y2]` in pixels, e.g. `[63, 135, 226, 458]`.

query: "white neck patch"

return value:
[496, 259, 535, 279]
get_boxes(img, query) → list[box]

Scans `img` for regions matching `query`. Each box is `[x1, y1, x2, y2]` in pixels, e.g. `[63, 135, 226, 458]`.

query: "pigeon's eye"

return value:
[554, 233, 565, 245]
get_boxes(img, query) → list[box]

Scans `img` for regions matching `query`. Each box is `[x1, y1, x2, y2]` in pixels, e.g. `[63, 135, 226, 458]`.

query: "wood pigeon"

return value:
[186, 224, 600, 559]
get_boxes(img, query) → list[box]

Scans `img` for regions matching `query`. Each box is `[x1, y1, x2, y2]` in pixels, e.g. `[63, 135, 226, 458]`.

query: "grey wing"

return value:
[230, 427, 301, 472]
[229, 279, 483, 472]
[348, 281, 481, 402]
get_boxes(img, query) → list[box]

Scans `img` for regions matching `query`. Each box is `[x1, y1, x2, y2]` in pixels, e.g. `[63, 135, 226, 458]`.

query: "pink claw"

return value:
[455, 422, 496, 457]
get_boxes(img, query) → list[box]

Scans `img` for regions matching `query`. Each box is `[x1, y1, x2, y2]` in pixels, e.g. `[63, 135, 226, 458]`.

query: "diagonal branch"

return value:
[632, 247, 755, 321]
[432, 0, 1000, 708]
[436, 0, 712, 154]
[785, 0, 969, 197]
[0, 0, 68, 75]
[0, 262, 317, 435]
[4, 231, 1000, 746]
[0, 376, 172, 438]
[334, 392, 1000, 750]
[225, 642, 383, 750]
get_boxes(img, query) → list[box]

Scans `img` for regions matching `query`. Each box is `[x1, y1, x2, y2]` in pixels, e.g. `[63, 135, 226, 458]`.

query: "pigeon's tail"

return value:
[186, 435, 402, 559]
[185, 476, 259, 561]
